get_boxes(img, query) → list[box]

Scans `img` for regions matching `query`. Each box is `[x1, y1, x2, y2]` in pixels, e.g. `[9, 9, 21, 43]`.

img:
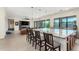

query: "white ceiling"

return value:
[6, 7, 73, 19]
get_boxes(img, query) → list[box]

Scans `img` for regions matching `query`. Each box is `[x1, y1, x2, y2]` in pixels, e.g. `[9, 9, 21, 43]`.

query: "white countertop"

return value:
[34, 28, 76, 39]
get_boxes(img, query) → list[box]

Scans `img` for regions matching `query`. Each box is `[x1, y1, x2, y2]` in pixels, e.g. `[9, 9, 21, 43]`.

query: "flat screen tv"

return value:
[21, 21, 29, 25]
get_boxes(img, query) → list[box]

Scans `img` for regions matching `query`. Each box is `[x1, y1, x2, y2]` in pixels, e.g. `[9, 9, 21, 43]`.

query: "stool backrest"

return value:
[67, 35, 75, 51]
[35, 31, 41, 40]
[43, 33, 54, 46]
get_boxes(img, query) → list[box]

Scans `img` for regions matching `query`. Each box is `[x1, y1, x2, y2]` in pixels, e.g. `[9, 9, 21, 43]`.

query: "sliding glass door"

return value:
[54, 16, 77, 30]
[54, 18, 59, 29]
[67, 17, 76, 30]
[61, 18, 67, 29]
[41, 20, 45, 28]
[34, 19, 50, 28]
[45, 19, 50, 28]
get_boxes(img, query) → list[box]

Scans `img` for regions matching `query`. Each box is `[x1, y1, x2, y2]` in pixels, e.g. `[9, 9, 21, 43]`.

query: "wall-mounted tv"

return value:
[20, 21, 29, 25]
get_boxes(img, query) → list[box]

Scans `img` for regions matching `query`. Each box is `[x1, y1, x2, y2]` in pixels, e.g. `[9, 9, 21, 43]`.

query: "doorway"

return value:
[8, 19, 14, 31]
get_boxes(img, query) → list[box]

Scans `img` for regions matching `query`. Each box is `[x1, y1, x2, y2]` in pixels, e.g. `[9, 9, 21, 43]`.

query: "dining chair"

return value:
[43, 32, 61, 51]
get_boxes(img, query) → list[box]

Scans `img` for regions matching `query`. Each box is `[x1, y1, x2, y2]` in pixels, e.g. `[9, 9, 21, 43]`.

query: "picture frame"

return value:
[15, 22, 19, 26]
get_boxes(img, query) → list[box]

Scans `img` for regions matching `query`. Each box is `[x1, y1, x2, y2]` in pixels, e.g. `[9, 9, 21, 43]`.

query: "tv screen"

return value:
[21, 21, 29, 25]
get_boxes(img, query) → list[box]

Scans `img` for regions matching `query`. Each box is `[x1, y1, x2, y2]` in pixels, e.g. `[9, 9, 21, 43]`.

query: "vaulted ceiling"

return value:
[6, 7, 73, 19]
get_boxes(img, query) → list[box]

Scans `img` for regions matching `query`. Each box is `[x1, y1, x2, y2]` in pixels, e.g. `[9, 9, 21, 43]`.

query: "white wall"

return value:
[0, 8, 6, 39]
[14, 18, 19, 31]
[5, 10, 8, 32]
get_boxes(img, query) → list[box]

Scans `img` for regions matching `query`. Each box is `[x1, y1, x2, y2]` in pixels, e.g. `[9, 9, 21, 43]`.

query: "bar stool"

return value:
[43, 32, 61, 51]
[67, 35, 76, 51]
[26, 29, 30, 42]
[29, 29, 35, 45]
[35, 31, 45, 51]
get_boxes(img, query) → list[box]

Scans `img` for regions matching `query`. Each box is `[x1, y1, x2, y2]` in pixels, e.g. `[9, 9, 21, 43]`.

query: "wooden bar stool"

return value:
[43, 33, 61, 51]
[35, 31, 45, 51]
[26, 29, 31, 42]
[26, 28, 31, 42]
[67, 35, 76, 51]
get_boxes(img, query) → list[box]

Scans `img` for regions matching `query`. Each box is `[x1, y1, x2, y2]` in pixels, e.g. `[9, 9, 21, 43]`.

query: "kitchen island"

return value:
[34, 28, 77, 51]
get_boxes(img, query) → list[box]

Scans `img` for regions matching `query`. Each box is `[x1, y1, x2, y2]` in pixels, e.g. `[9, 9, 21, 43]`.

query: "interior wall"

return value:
[5, 15, 8, 32]
[14, 19, 19, 31]
[0, 7, 6, 39]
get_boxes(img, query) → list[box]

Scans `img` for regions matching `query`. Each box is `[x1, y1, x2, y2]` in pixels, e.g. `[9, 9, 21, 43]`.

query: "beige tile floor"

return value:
[72, 39, 79, 51]
[0, 32, 38, 51]
[0, 31, 79, 51]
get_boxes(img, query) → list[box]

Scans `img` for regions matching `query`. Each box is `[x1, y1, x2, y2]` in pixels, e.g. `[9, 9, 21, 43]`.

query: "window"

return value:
[41, 20, 45, 28]
[61, 18, 67, 29]
[67, 17, 76, 29]
[45, 19, 50, 28]
[54, 16, 77, 30]
[34, 21, 37, 28]
[54, 18, 59, 29]
[34, 21, 40, 28]
[34, 19, 50, 28]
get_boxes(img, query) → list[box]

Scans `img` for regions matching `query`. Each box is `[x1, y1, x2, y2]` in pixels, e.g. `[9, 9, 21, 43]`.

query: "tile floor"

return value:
[0, 31, 79, 51]
[72, 39, 79, 51]
[0, 32, 38, 51]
